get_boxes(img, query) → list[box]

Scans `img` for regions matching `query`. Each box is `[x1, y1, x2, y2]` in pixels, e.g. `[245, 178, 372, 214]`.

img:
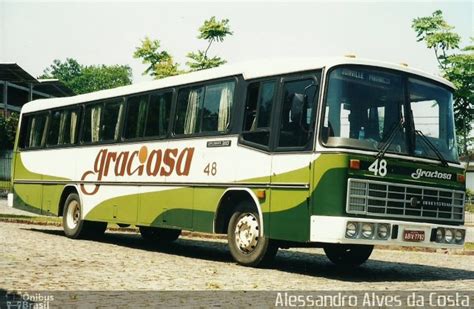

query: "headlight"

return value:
[345, 222, 358, 238]
[377, 224, 390, 239]
[444, 229, 454, 243]
[361, 223, 374, 239]
[436, 228, 444, 242]
[454, 230, 465, 243]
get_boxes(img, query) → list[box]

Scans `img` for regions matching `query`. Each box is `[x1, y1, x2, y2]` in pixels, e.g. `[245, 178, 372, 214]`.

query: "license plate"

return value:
[403, 230, 425, 242]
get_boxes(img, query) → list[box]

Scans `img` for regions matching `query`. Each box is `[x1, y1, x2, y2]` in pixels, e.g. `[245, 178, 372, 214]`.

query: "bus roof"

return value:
[21, 57, 455, 114]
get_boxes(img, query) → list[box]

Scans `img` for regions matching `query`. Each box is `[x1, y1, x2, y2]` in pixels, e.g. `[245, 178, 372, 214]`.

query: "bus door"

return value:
[270, 75, 319, 242]
[14, 113, 48, 214]
[239, 79, 278, 235]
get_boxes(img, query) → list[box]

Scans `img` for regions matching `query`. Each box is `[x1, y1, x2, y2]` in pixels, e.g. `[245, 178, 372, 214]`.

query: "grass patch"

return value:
[0, 213, 61, 221]
[0, 214, 62, 225]
[0, 180, 11, 190]
[465, 203, 474, 213]
[464, 242, 474, 250]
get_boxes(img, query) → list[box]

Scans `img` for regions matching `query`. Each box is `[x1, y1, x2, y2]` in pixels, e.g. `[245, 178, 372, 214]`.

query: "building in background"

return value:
[0, 63, 74, 116]
[0, 63, 74, 194]
[460, 154, 474, 193]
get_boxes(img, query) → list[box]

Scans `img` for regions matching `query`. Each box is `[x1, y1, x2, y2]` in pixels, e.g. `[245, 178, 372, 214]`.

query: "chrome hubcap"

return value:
[234, 213, 259, 253]
[66, 200, 80, 229]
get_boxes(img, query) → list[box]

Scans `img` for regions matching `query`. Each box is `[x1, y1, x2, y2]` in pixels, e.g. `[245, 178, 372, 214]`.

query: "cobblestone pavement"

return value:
[1, 222, 474, 291]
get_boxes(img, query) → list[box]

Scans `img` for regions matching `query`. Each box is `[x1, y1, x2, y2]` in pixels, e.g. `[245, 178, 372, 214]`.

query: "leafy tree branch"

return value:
[412, 11, 473, 154]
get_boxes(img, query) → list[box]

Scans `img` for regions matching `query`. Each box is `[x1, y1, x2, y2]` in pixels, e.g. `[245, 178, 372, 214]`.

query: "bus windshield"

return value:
[321, 66, 458, 162]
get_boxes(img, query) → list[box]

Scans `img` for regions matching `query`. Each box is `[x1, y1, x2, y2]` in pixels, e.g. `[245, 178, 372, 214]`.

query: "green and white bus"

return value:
[10, 57, 467, 267]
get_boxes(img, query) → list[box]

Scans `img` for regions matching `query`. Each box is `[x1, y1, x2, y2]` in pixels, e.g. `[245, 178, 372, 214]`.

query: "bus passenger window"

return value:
[243, 83, 259, 131]
[175, 87, 204, 135]
[201, 82, 235, 132]
[60, 108, 80, 145]
[174, 80, 235, 135]
[124, 95, 149, 139]
[18, 115, 31, 149]
[124, 92, 172, 139]
[47, 108, 81, 146]
[241, 81, 275, 147]
[47, 111, 61, 146]
[102, 100, 123, 141]
[27, 113, 48, 148]
[145, 92, 172, 137]
[82, 103, 103, 143]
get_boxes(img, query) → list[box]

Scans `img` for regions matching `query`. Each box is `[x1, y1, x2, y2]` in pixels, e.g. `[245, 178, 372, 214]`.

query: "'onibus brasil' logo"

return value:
[80, 146, 194, 195]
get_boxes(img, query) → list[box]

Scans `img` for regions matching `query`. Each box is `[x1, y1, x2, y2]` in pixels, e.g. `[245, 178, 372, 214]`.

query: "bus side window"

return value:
[145, 92, 172, 137]
[241, 80, 275, 147]
[47, 110, 61, 146]
[124, 95, 150, 139]
[277, 78, 317, 148]
[82, 103, 103, 143]
[124, 91, 173, 139]
[26, 113, 48, 148]
[201, 81, 235, 132]
[60, 108, 81, 145]
[83, 100, 123, 143]
[174, 80, 235, 135]
[18, 115, 31, 149]
[102, 100, 124, 141]
[175, 87, 204, 135]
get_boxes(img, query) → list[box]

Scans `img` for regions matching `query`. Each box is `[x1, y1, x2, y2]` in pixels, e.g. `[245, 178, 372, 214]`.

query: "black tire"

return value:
[227, 201, 277, 267]
[139, 226, 181, 244]
[62, 193, 107, 239]
[323, 244, 373, 267]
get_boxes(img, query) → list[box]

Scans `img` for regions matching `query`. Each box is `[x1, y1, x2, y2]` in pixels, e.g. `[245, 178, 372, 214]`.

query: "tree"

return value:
[69, 65, 133, 94]
[186, 16, 233, 71]
[412, 11, 474, 154]
[0, 112, 19, 150]
[42, 58, 82, 85]
[444, 41, 474, 153]
[134, 17, 233, 78]
[41, 58, 132, 94]
[133, 37, 181, 79]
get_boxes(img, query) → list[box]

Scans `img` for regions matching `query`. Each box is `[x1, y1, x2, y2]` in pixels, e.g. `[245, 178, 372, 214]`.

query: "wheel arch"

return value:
[58, 185, 81, 217]
[213, 188, 264, 236]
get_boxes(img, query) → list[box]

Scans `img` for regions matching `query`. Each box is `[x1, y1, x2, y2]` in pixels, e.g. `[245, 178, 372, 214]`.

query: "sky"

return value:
[0, 0, 472, 84]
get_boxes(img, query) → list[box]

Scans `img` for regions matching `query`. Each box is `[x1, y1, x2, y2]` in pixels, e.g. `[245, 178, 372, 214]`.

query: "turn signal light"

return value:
[457, 174, 465, 183]
[349, 159, 361, 170]
[256, 190, 266, 199]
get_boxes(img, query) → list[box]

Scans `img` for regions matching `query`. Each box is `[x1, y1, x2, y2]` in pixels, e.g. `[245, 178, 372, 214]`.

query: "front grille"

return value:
[347, 179, 464, 223]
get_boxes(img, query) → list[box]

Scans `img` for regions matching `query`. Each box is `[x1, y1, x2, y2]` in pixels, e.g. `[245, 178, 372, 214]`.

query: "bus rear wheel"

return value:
[139, 226, 181, 244]
[323, 244, 373, 267]
[63, 193, 107, 239]
[227, 202, 277, 267]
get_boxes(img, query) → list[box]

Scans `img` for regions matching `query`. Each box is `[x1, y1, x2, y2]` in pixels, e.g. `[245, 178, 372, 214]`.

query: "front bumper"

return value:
[310, 216, 465, 248]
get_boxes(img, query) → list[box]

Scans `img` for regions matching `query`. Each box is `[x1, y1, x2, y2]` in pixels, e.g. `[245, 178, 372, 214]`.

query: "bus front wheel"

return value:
[227, 202, 277, 267]
[63, 193, 107, 239]
[323, 244, 373, 267]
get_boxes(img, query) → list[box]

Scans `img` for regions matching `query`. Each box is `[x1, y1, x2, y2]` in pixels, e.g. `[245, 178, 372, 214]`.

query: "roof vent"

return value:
[400, 62, 408, 67]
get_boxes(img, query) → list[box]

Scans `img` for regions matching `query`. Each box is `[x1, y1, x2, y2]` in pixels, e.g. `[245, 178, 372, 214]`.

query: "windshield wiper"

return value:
[375, 118, 404, 161]
[414, 130, 449, 167]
